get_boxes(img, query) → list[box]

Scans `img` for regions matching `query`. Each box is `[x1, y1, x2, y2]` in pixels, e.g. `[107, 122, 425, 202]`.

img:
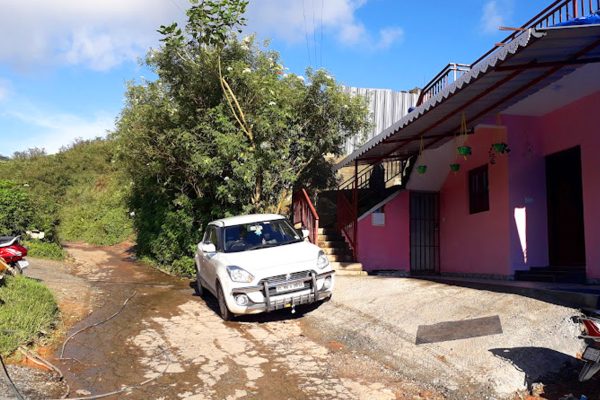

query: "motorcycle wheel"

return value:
[579, 361, 600, 382]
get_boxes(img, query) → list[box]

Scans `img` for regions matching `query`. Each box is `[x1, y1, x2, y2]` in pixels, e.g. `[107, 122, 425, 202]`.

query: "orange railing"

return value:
[336, 189, 357, 259]
[292, 189, 319, 244]
[417, 0, 600, 106]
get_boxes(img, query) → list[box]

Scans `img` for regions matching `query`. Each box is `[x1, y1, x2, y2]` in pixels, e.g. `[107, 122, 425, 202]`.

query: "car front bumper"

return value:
[226, 270, 334, 314]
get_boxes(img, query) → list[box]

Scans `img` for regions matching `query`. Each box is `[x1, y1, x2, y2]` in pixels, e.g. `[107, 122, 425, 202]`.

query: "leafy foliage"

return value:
[0, 139, 132, 245]
[0, 276, 58, 356]
[114, 0, 369, 273]
[0, 180, 35, 235]
[23, 240, 66, 261]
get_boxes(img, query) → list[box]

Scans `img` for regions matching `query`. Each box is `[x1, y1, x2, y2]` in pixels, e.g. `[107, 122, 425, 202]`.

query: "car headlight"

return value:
[226, 266, 254, 283]
[317, 250, 329, 270]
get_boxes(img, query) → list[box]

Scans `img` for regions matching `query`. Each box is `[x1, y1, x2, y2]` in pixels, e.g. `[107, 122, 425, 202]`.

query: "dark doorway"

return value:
[546, 146, 586, 267]
[410, 191, 440, 274]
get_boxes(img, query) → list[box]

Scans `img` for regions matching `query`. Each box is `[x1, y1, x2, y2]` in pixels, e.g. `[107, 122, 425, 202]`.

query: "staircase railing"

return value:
[292, 188, 319, 244]
[335, 158, 412, 260]
[336, 190, 357, 259]
[338, 158, 407, 191]
[417, 0, 600, 106]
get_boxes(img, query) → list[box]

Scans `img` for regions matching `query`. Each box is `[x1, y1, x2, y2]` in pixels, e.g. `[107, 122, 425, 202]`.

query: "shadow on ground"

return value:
[489, 346, 600, 399]
[189, 280, 325, 323]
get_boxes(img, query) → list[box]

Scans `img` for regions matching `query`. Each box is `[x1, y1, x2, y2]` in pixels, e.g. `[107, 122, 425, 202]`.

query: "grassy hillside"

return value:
[0, 139, 133, 246]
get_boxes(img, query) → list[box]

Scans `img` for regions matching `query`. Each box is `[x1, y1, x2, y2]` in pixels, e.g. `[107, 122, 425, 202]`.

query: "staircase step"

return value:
[330, 262, 363, 271]
[319, 234, 344, 242]
[327, 254, 354, 263]
[318, 240, 346, 248]
[321, 247, 348, 256]
[335, 269, 368, 276]
[331, 262, 366, 276]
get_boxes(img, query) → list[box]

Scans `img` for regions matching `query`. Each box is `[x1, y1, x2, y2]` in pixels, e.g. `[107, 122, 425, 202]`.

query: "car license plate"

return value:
[17, 260, 29, 270]
[276, 282, 304, 293]
[583, 346, 600, 362]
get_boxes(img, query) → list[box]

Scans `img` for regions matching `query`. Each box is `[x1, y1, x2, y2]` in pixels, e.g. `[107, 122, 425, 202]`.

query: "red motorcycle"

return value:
[0, 236, 28, 276]
[573, 310, 600, 381]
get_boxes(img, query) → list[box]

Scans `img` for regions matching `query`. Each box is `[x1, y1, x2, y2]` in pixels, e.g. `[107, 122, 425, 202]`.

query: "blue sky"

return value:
[0, 0, 555, 155]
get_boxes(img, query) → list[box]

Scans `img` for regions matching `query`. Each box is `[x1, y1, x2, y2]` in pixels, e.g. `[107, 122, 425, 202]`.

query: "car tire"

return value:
[216, 282, 233, 321]
[194, 269, 204, 297]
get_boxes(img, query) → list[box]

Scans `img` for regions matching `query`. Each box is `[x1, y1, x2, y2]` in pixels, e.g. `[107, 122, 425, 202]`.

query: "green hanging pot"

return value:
[416, 165, 428, 174]
[491, 142, 511, 154]
[450, 163, 461, 172]
[457, 146, 472, 157]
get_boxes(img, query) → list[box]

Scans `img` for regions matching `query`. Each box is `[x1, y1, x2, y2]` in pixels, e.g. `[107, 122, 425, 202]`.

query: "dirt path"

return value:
[25, 243, 443, 400]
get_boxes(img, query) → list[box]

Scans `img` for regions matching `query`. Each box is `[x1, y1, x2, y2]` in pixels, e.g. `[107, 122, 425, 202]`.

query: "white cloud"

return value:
[0, 0, 185, 71]
[2, 101, 115, 154]
[376, 27, 404, 50]
[0, 0, 402, 72]
[245, 0, 403, 50]
[480, 0, 513, 34]
[0, 79, 10, 102]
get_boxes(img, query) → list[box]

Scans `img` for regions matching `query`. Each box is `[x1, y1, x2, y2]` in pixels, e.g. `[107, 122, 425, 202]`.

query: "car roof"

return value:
[209, 213, 286, 228]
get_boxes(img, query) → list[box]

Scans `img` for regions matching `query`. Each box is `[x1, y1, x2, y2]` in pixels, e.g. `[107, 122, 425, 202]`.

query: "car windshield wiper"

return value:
[246, 241, 298, 251]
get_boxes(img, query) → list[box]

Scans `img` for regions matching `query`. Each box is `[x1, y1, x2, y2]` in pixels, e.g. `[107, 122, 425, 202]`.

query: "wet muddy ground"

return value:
[18, 243, 444, 400]
[9, 243, 598, 400]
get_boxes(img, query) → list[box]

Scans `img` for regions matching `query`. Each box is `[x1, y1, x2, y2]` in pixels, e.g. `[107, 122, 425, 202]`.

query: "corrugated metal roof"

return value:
[341, 87, 418, 155]
[336, 24, 600, 168]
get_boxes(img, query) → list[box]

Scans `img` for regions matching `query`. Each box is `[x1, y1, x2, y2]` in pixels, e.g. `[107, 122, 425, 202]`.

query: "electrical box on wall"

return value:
[372, 212, 385, 226]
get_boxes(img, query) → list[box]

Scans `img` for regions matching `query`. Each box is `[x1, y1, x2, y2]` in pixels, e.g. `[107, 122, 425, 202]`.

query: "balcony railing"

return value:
[417, 0, 600, 106]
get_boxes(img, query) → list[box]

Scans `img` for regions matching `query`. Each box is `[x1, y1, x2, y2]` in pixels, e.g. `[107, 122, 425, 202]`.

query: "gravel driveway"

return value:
[3, 243, 599, 400]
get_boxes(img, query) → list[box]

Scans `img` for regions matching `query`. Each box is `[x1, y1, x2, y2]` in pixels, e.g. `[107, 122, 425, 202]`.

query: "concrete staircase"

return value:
[318, 227, 366, 276]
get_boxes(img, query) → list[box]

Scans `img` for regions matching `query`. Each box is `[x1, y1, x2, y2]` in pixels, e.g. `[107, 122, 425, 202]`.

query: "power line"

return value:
[320, 0, 324, 68]
[302, 0, 313, 68]
[312, 0, 318, 69]
[168, 0, 186, 14]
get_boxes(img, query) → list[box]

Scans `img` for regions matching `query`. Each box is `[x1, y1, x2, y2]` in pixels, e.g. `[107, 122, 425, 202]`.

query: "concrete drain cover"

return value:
[416, 315, 503, 344]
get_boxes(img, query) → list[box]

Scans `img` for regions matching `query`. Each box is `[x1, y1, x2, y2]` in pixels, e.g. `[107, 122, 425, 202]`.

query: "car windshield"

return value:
[223, 219, 302, 253]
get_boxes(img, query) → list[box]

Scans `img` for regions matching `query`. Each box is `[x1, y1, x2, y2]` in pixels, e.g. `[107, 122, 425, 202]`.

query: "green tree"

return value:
[113, 0, 369, 273]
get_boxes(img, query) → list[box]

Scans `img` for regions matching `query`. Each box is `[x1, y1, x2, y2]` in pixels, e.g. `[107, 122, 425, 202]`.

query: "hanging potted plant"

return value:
[457, 112, 471, 159]
[491, 142, 511, 154]
[449, 163, 461, 172]
[457, 145, 472, 157]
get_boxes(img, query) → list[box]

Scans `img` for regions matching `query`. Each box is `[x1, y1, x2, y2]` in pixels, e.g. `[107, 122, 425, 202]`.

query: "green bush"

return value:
[58, 173, 133, 245]
[23, 240, 66, 260]
[170, 256, 196, 277]
[0, 139, 133, 246]
[0, 276, 58, 355]
[0, 180, 35, 235]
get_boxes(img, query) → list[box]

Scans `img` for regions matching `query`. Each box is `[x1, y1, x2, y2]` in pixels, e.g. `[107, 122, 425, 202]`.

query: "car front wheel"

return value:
[216, 282, 234, 321]
[194, 269, 204, 297]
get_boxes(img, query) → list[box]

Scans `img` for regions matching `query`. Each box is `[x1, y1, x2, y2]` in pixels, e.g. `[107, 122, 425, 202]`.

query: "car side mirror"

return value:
[201, 243, 216, 254]
[301, 229, 309, 239]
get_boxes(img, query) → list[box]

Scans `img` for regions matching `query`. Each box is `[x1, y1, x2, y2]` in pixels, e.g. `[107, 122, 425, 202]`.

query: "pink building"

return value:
[327, 3, 600, 283]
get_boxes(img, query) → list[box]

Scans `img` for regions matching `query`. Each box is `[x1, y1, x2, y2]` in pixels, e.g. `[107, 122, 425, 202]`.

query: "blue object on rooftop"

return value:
[554, 11, 600, 26]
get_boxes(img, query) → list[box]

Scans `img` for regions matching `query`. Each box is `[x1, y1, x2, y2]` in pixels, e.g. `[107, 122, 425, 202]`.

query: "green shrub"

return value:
[170, 256, 196, 277]
[0, 276, 58, 355]
[23, 240, 66, 260]
[58, 173, 133, 246]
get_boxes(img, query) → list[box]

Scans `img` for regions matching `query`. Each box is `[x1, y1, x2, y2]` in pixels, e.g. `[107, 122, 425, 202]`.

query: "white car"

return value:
[194, 214, 335, 320]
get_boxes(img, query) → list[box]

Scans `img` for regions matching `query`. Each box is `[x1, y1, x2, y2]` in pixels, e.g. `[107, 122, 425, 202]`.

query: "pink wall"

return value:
[504, 91, 600, 279]
[439, 127, 511, 276]
[357, 191, 410, 271]
[503, 115, 550, 271]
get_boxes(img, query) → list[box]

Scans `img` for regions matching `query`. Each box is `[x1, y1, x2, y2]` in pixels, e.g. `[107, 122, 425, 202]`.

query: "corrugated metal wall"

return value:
[342, 87, 419, 155]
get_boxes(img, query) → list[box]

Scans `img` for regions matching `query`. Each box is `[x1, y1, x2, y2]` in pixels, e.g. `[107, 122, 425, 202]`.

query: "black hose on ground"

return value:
[0, 353, 25, 400]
